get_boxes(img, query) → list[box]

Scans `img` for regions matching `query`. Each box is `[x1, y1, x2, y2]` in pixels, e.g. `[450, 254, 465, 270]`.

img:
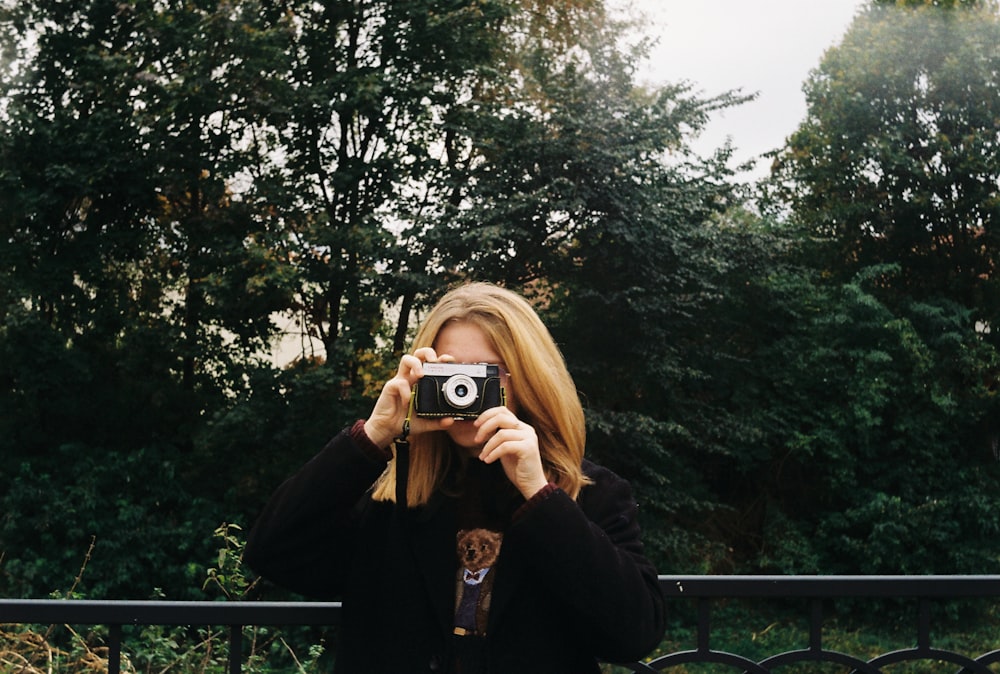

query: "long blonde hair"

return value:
[371, 283, 589, 506]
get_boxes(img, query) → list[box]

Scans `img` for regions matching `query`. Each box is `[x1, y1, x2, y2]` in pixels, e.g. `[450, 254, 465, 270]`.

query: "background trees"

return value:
[772, 0, 1000, 325]
[759, 0, 1000, 573]
[1, 0, 999, 599]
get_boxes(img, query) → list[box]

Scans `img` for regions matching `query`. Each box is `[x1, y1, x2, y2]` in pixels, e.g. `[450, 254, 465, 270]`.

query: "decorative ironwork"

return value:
[636, 576, 1000, 674]
[2, 576, 1000, 673]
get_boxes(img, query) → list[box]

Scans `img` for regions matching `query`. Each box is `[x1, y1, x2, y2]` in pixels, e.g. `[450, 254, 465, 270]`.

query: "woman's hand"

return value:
[364, 348, 453, 449]
[475, 407, 549, 500]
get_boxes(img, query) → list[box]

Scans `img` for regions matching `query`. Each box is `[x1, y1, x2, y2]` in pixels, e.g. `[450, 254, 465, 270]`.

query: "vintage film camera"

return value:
[415, 362, 506, 419]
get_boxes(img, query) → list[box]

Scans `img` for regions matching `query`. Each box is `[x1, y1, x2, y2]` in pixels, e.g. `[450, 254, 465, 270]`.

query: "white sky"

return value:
[619, 0, 868, 178]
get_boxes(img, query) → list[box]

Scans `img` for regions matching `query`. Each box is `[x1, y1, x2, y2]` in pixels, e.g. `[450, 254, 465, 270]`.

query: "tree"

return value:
[737, 264, 1000, 573]
[3, 0, 756, 592]
[771, 0, 1000, 336]
[757, 0, 1000, 574]
[0, 0, 302, 598]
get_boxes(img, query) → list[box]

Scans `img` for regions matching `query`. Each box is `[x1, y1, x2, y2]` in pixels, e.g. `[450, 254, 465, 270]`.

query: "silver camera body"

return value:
[415, 362, 505, 419]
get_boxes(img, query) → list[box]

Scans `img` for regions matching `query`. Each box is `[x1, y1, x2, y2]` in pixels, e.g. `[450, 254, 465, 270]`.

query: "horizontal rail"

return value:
[7, 575, 1000, 624]
[662, 574, 1000, 597]
[0, 599, 342, 625]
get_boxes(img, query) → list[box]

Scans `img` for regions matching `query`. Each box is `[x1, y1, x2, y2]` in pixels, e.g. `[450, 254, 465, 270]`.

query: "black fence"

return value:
[3, 575, 1000, 673]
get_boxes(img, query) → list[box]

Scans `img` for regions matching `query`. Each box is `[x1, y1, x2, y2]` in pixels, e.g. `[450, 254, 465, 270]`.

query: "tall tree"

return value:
[0, 0, 303, 597]
[0, 0, 299, 449]
[771, 0, 1000, 335]
[757, 0, 1000, 574]
[259, 2, 498, 369]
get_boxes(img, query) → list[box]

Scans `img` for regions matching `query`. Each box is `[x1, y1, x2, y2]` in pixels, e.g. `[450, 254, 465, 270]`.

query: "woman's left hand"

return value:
[475, 407, 549, 500]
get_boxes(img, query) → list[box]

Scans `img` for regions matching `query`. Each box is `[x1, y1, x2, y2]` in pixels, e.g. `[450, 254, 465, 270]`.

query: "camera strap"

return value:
[393, 392, 417, 509]
[396, 391, 416, 444]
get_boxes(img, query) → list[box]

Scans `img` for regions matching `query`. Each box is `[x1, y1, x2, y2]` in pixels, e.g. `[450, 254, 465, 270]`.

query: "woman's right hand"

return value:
[363, 348, 453, 449]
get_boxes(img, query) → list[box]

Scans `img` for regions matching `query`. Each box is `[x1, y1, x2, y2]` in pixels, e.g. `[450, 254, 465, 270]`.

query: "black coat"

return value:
[244, 426, 666, 673]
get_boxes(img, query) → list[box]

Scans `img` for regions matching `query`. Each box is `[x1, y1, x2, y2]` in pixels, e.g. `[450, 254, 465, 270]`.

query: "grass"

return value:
[0, 622, 334, 674]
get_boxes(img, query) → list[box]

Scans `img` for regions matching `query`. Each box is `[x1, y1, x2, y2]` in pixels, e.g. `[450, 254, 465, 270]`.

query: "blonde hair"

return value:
[372, 283, 589, 505]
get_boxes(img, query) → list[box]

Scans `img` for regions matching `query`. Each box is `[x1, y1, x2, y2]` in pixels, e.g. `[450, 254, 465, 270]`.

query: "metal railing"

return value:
[648, 575, 1000, 673]
[3, 576, 1000, 673]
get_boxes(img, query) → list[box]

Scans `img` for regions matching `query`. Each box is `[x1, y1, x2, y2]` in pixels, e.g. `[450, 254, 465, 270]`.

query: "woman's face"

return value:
[432, 320, 513, 451]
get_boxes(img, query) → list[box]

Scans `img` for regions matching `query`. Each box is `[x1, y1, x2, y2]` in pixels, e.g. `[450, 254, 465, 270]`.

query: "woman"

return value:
[244, 283, 666, 673]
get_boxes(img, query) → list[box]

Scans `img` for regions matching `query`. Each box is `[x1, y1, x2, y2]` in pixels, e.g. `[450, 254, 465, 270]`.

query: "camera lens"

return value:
[442, 374, 478, 409]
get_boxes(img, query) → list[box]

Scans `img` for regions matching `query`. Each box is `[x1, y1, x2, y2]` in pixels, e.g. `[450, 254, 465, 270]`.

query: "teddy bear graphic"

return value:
[453, 528, 503, 636]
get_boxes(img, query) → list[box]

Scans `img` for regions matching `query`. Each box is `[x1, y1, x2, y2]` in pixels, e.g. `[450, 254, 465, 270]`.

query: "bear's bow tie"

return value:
[463, 568, 489, 584]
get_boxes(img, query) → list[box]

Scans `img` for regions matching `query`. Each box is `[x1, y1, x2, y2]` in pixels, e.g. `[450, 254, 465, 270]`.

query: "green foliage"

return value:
[0, 442, 223, 599]
[0, 523, 332, 672]
[202, 523, 258, 599]
[2, 0, 999, 603]
[771, 0, 1000, 333]
[120, 523, 333, 673]
[728, 263, 1000, 574]
[195, 360, 371, 514]
[759, 0, 1000, 574]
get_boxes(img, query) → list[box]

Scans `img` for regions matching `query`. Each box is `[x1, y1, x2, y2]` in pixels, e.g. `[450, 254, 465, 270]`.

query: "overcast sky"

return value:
[619, 0, 868, 178]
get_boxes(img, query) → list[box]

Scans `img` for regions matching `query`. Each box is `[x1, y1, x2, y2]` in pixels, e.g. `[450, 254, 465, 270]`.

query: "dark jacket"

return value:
[244, 426, 666, 673]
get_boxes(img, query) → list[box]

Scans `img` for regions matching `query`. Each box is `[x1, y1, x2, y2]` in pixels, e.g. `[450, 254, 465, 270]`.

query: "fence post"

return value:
[229, 625, 242, 674]
[108, 623, 122, 674]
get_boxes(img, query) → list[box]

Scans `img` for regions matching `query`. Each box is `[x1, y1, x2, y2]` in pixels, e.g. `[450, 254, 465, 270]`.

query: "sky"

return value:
[619, 0, 869, 178]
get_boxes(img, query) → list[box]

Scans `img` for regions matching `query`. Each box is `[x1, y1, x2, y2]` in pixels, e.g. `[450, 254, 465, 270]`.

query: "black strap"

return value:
[393, 393, 416, 508]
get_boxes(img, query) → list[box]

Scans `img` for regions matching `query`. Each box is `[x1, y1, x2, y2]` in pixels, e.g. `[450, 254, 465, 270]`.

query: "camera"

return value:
[415, 362, 506, 420]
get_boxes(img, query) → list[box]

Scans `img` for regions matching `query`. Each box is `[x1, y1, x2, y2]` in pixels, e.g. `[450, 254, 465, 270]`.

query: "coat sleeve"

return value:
[243, 425, 390, 599]
[508, 462, 666, 662]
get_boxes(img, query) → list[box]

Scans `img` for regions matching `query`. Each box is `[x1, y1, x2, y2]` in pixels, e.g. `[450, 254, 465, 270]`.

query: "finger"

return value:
[410, 414, 456, 438]
[474, 405, 515, 430]
[474, 409, 522, 443]
[476, 420, 516, 447]
[389, 378, 413, 404]
[479, 425, 536, 461]
[398, 354, 423, 379]
[413, 347, 441, 363]
[371, 379, 411, 424]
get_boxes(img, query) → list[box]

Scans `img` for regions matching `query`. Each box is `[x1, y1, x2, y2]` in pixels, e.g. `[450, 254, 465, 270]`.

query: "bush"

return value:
[0, 443, 223, 600]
